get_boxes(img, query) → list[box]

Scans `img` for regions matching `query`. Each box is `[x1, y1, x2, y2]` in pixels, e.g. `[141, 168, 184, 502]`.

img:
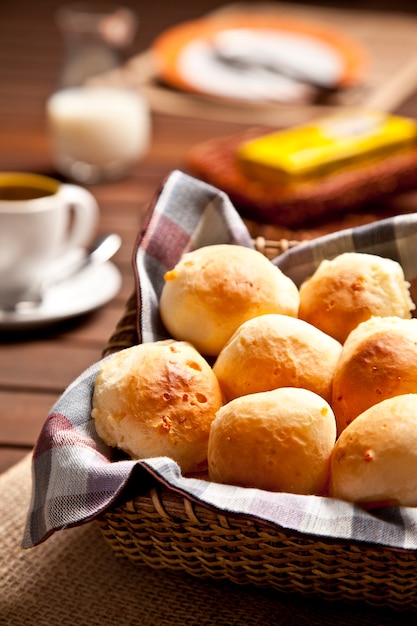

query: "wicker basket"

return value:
[97, 237, 417, 612]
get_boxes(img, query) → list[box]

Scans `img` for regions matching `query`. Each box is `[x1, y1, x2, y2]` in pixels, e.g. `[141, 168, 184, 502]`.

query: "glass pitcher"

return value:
[46, 4, 151, 184]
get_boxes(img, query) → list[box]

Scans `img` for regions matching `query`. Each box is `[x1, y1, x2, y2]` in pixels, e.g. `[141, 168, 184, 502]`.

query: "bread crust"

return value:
[160, 244, 299, 356]
[332, 316, 417, 433]
[299, 252, 414, 344]
[213, 313, 342, 403]
[330, 394, 417, 506]
[208, 387, 336, 495]
[91, 340, 223, 473]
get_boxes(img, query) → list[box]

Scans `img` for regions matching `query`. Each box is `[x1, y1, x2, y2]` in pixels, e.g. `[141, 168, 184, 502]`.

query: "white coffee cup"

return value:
[0, 172, 99, 309]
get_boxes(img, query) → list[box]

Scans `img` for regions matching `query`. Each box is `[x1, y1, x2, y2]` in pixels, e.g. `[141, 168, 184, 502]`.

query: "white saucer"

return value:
[0, 261, 122, 331]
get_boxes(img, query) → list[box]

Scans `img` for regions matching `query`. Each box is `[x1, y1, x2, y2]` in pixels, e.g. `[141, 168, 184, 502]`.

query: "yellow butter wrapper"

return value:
[237, 111, 417, 185]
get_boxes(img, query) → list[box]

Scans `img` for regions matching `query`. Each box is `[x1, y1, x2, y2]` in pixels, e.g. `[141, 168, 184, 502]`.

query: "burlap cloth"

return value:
[0, 454, 416, 625]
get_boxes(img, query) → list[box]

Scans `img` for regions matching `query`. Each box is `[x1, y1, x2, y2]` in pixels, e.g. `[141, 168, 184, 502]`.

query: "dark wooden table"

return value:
[2, 0, 417, 473]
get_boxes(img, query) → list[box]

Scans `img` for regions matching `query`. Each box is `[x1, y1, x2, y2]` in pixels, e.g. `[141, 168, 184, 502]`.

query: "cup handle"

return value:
[58, 184, 99, 249]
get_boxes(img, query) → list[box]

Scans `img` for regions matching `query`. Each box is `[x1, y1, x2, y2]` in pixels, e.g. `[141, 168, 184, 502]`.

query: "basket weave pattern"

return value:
[98, 238, 417, 611]
[98, 485, 417, 610]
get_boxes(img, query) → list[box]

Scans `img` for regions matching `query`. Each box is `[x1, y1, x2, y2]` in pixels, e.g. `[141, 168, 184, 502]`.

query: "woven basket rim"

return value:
[102, 479, 417, 557]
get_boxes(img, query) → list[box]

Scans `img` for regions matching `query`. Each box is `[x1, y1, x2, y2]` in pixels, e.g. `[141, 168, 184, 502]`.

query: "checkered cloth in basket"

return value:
[23, 170, 417, 551]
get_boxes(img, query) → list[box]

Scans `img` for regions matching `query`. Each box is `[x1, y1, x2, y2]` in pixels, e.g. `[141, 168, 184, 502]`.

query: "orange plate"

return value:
[151, 13, 366, 102]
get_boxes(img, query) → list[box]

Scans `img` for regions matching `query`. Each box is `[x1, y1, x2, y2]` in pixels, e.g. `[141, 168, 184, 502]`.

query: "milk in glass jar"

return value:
[47, 4, 151, 184]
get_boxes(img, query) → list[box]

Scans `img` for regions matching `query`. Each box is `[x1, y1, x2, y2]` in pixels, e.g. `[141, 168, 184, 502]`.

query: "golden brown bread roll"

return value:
[213, 313, 342, 403]
[159, 244, 299, 356]
[330, 394, 417, 507]
[332, 316, 417, 434]
[91, 340, 223, 473]
[298, 252, 415, 344]
[208, 387, 336, 495]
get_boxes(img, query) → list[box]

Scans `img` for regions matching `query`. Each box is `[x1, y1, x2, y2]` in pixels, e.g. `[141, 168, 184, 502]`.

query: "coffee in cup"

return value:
[0, 172, 99, 309]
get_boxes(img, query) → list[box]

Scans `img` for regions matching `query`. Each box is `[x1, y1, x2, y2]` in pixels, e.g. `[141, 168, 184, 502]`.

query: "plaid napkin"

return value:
[23, 170, 417, 549]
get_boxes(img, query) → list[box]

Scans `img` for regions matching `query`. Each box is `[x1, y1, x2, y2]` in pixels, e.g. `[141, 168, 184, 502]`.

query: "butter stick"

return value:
[237, 111, 417, 186]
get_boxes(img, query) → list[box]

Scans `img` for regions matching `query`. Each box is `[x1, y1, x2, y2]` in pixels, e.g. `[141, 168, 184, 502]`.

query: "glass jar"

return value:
[46, 3, 151, 184]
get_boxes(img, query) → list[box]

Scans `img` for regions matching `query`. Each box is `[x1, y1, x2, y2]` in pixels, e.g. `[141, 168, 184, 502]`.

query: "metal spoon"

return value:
[11, 232, 122, 312]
